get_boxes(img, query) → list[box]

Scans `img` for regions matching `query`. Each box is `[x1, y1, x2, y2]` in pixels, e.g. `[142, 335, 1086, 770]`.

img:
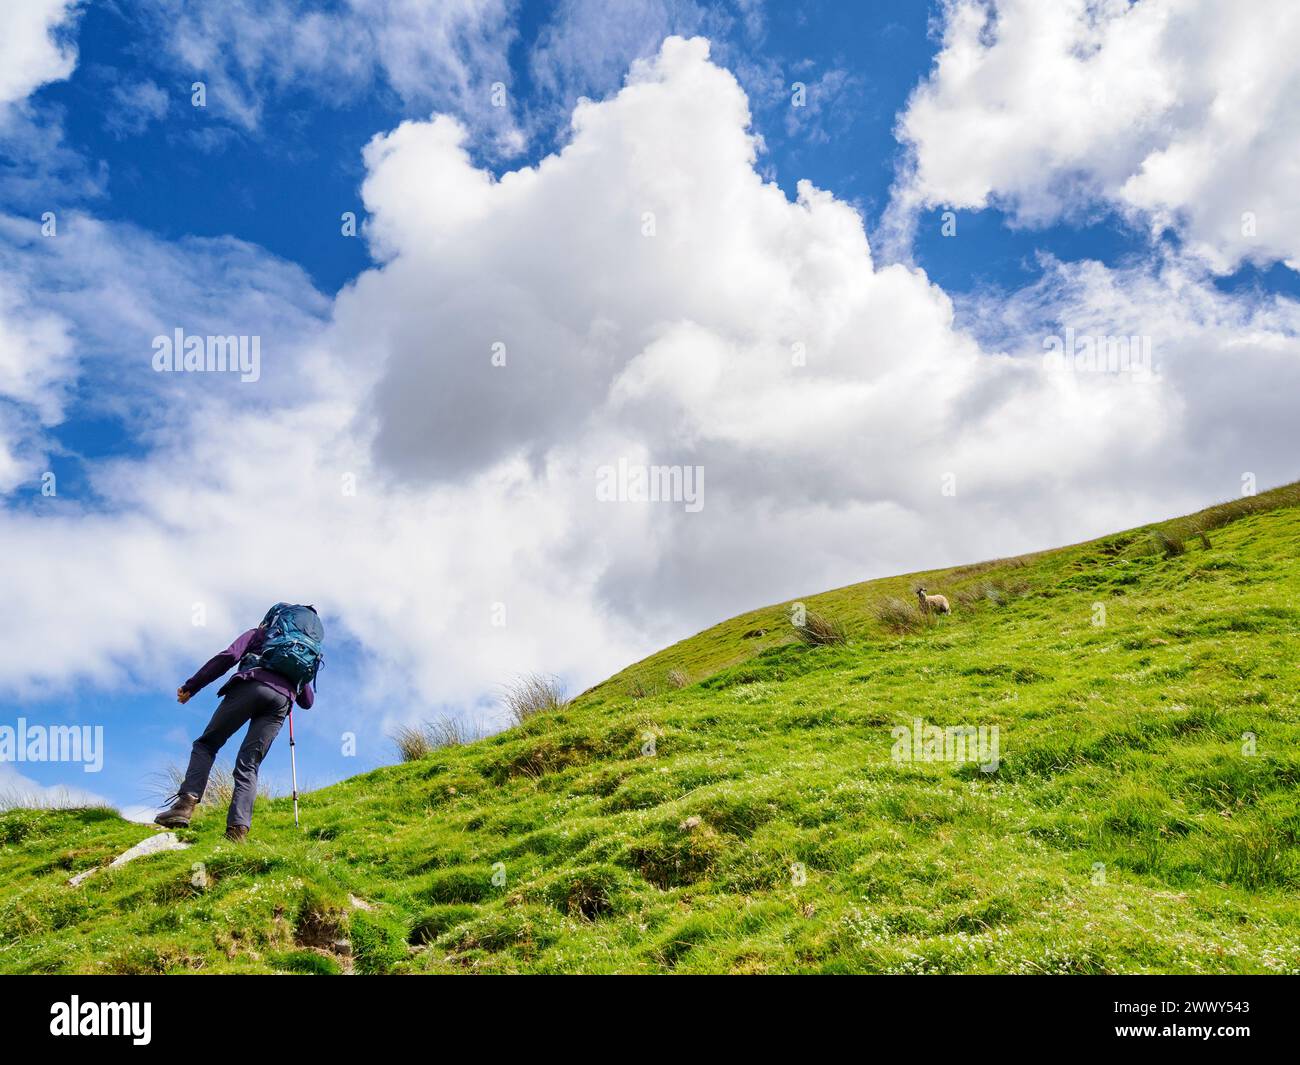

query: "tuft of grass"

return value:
[666, 668, 690, 690]
[0, 787, 115, 814]
[155, 762, 271, 808]
[873, 596, 926, 634]
[626, 673, 661, 699]
[392, 716, 484, 761]
[501, 673, 569, 726]
[392, 725, 435, 762]
[793, 610, 848, 646]
[1178, 482, 1300, 536]
[1151, 529, 1186, 559]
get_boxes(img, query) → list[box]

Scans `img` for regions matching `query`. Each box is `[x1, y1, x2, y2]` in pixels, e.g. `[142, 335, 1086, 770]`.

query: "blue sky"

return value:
[2, 0, 1298, 818]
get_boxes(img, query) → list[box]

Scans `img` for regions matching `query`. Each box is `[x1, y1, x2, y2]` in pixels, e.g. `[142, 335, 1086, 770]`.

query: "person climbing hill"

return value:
[155, 603, 324, 842]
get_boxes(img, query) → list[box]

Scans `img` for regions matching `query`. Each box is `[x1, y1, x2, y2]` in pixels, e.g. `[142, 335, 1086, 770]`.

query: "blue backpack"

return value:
[241, 603, 324, 693]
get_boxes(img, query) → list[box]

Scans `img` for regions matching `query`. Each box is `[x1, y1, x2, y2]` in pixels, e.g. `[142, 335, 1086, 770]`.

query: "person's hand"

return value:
[176, 687, 191, 705]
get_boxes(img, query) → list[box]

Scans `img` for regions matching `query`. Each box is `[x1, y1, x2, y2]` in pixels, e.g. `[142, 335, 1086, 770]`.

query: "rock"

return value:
[679, 815, 701, 832]
[68, 831, 191, 886]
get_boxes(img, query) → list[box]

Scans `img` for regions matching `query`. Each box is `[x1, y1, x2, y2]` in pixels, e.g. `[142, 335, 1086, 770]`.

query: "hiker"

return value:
[155, 604, 324, 842]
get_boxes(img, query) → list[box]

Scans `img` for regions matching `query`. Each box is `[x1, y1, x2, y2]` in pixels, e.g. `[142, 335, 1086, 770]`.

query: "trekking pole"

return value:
[288, 706, 300, 829]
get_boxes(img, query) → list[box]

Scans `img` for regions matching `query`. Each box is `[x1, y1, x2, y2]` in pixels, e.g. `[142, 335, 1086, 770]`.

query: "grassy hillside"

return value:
[4, 484, 1300, 974]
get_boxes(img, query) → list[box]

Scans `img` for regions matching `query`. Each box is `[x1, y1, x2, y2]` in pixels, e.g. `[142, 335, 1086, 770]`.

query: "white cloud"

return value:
[0, 1, 93, 207]
[0, 276, 75, 493]
[140, 0, 524, 153]
[893, 0, 1300, 273]
[0, 281, 73, 425]
[521, 0, 813, 150]
[963, 250, 1300, 499]
[0, 0, 80, 109]
[783, 66, 861, 143]
[527, 0, 711, 111]
[105, 78, 170, 138]
[347, 37, 1174, 521]
[0, 210, 328, 495]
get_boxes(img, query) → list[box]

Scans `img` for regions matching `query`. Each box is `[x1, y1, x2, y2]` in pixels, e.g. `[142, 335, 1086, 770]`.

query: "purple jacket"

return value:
[184, 628, 316, 709]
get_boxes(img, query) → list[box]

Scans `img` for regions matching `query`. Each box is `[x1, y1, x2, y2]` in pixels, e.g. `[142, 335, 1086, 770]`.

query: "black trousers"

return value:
[180, 680, 291, 828]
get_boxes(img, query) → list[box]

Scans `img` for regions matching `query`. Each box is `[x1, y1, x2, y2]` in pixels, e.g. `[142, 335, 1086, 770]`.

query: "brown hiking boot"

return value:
[225, 825, 249, 843]
[154, 793, 199, 828]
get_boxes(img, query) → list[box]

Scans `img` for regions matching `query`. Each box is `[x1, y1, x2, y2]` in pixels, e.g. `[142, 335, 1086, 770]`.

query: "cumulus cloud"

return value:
[347, 38, 1174, 520]
[892, 0, 1300, 272]
[1, 35, 1297, 757]
[962, 250, 1300, 499]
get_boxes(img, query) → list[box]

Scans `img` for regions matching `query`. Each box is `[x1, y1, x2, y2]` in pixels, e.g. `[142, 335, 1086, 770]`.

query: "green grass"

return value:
[4, 483, 1300, 974]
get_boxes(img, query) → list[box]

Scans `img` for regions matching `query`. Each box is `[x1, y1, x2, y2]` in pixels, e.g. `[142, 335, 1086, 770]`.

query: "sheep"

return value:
[916, 586, 951, 615]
